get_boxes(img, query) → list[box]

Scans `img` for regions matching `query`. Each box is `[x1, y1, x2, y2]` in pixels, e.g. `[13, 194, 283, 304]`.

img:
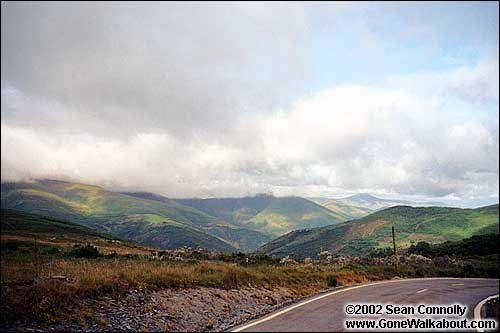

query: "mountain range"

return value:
[310, 193, 447, 218]
[257, 204, 499, 259]
[2, 179, 497, 257]
[1, 180, 342, 252]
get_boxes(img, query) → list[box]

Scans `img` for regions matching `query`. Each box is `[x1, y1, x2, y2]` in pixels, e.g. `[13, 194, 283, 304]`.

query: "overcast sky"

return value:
[1, 2, 498, 206]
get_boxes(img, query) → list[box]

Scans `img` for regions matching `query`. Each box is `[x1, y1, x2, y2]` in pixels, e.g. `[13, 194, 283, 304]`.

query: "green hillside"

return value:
[177, 195, 342, 237]
[176, 195, 274, 225]
[204, 223, 272, 251]
[124, 192, 276, 251]
[258, 204, 499, 259]
[0, 209, 165, 256]
[1, 180, 237, 252]
[1, 208, 112, 241]
[242, 196, 342, 236]
[2, 180, 341, 252]
[139, 193, 342, 239]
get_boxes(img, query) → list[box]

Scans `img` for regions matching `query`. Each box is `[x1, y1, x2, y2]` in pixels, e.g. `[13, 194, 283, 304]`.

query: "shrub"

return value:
[462, 263, 475, 277]
[68, 244, 101, 259]
[1, 240, 21, 252]
[326, 275, 338, 287]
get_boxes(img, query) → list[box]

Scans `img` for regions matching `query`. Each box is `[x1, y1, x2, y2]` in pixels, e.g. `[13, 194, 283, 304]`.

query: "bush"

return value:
[39, 246, 61, 255]
[462, 263, 475, 277]
[407, 234, 499, 258]
[67, 244, 101, 258]
[1, 240, 21, 252]
[326, 275, 338, 287]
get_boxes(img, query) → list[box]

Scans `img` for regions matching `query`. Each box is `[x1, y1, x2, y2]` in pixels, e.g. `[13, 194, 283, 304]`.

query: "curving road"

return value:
[230, 278, 499, 332]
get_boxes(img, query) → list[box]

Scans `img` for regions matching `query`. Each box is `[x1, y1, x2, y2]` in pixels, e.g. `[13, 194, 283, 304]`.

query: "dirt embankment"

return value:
[1, 286, 316, 332]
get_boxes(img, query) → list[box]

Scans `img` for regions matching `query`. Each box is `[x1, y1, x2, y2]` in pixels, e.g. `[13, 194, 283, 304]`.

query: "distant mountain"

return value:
[318, 200, 374, 221]
[174, 195, 273, 226]
[145, 194, 342, 238]
[124, 192, 275, 251]
[1, 180, 342, 252]
[310, 193, 447, 220]
[257, 204, 499, 259]
[338, 193, 446, 211]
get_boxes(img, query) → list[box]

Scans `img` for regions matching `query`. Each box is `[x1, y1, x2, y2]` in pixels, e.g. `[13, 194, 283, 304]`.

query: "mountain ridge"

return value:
[1, 180, 342, 252]
[257, 204, 499, 259]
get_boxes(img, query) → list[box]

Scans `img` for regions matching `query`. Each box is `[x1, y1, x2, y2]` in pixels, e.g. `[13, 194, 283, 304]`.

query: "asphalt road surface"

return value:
[231, 278, 499, 332]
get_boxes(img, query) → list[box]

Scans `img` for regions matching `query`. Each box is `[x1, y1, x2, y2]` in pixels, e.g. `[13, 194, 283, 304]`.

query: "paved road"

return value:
[231, 278, 499, 332]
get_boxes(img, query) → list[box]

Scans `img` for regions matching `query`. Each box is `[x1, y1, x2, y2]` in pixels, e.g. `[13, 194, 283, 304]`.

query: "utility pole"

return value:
[392, 226, 398, 275]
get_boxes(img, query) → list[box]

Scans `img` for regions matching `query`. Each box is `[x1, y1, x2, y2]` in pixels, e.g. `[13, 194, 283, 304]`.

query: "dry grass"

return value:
[1, 254, 368, 325]
[2, 256, 365, 293]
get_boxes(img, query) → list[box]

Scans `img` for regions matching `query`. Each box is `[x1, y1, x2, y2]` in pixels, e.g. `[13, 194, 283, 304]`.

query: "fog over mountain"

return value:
[1, 2, 498, 207]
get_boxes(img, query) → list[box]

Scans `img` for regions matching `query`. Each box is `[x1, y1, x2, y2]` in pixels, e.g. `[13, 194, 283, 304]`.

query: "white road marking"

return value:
[473, 294, 499, 332]
[416, 288, 428, 294]
[452, 283, 464, 286]
[229, 277, 495, 332]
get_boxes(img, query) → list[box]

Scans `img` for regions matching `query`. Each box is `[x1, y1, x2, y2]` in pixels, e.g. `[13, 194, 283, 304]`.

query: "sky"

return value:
[1, 1, 499, 207]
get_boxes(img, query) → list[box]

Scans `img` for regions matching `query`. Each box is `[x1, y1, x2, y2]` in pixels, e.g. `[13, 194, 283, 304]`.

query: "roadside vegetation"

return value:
[2, 234, 498, 326]
[1, 207, 498, 328]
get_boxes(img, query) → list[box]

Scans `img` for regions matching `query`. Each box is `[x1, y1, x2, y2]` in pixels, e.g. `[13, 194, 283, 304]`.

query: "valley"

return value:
[1, 180, 343, 252]
[1, 184, 498, 332]
[2, 179, 498, 257]
[2, 2, 498, 332]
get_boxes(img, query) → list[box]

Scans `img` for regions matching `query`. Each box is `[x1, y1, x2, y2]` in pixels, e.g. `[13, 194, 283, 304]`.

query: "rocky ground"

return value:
[2, 286, 320, 332]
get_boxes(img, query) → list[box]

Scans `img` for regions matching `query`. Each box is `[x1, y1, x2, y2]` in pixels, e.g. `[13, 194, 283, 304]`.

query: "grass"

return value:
[2, 238, 498, 327]
[1, 244, 366, 326]
[1, 246, 365, 294]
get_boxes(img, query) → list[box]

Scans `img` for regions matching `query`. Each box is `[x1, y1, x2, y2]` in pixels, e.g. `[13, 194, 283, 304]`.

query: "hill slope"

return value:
[1, 180, 237, 252]
[258, 204, 499, 259]
[1, 208, 111, 241]
[310, 193, 446, 221]
[176, 195, 342, 237]
[0, 209, 161, 256]
[319, 200, 374, 221]
[2, 180, 341, 252]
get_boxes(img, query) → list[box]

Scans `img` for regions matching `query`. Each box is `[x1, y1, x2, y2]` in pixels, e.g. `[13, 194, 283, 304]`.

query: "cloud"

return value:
[1, 2, 498, 202]
[1, 2, 311, 138]
[2, 67, 498, 199]
[446, 54, 499, 105]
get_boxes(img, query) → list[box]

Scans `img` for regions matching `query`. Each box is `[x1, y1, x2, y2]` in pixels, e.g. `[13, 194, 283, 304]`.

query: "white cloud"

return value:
[2, 64, 498, 200]
[1, 2, 498, 203]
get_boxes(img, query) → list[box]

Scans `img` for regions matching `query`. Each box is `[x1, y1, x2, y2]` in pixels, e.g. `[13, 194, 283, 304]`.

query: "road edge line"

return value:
[473, 294, 499, 332]
[230, 277, 495, 332]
